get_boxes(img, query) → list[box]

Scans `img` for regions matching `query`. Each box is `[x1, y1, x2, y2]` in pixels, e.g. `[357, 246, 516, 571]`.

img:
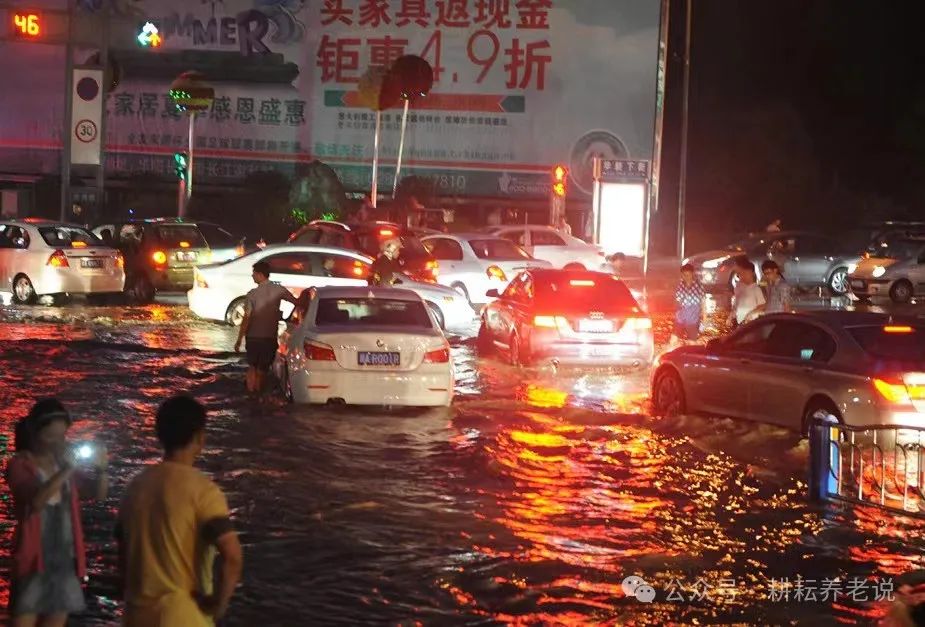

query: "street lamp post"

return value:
[676, 0, 692, 260]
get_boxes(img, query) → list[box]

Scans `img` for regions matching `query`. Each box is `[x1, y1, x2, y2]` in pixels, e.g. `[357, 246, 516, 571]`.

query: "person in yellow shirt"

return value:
[117, 396, 243, 627]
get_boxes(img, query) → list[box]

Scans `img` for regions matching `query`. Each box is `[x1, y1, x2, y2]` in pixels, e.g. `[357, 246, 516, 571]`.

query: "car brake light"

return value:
[875, 378, 911, 404]
[47, 249, 69, 268]
[304, 340, 337, 361]
[423, 346, 450, 363]
[624, 317, 653, 331]
[884, 325, 913, 333]
[534, 315, 564, 328]
[353, 261, 366, 276]
[487, 265, 507, 281]
[151, 250, 168, 265]
[426, 260, 439, 276]
[179, 241, 190, 248]
[72, 241, 87, 248]
[115, 252, 124, 269]
[570, 279, 595, 286]
[379, 228, 394, 237]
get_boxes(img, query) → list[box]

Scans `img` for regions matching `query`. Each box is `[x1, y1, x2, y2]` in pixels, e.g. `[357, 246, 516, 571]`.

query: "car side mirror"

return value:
[486, 288, 500, 298]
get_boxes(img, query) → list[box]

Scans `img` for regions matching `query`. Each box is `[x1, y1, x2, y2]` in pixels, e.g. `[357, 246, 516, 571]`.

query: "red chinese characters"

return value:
[505, 39, 551, 89]
[515, 0, 551, 29]
[317, 35, 361, 83]
[369, 35, 409, 67]
[359, 0, 392, 26]
[436, 0, 471, 28]
[395, 0, 431, 27]
[321, 0, 353, 26]
[474, 0, 511, 29]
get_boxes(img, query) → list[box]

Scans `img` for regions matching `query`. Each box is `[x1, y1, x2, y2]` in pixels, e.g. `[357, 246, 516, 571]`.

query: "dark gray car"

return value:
[683, 230, 862, 294]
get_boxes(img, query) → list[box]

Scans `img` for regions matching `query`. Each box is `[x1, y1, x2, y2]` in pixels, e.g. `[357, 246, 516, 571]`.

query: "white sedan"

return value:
[420, 233, 551, 305]
[273, 286, 454, 407]
[482, 225, 606, 270]
[0, 219, 124, 304]
[187, 244, 476, 334]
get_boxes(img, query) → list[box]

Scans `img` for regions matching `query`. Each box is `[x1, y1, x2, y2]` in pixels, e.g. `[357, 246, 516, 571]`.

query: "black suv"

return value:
[287, 220, 439, 283]
[92, 219, 210, 302]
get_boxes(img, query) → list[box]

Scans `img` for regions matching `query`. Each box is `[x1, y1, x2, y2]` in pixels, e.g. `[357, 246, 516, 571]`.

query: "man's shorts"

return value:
[674, 321, 700, 341]
[246, 337, 278, 371]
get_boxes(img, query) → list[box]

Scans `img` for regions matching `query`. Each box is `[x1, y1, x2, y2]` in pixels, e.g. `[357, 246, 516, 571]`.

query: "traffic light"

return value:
[552, 164, 568, 198]
[174, 152, 188, 180]
[137, 22, 162, 48]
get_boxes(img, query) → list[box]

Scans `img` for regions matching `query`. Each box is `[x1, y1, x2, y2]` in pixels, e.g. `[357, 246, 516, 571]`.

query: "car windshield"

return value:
[315, 297, 433, 327]
[39, 226, 100, 248]
[469, 238, 531, 260]
[156, 225, 207, 248]
[535, 275, 638, 314]
[849, 325, 925, 361]
[872, 239, 925, 260]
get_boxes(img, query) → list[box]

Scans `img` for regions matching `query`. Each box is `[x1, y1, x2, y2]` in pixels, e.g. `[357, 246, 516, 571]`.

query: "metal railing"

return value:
[809, 416, 925, 518]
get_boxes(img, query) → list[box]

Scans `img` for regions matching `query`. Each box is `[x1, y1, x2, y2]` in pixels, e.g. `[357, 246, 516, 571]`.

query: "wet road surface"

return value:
[1, 291, 924, 625]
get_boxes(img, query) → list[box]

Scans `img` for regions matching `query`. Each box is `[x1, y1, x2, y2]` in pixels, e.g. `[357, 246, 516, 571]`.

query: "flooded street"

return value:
[1, 295, 924, 625]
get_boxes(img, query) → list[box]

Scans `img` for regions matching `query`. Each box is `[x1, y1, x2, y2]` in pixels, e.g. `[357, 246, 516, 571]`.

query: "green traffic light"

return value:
[174, 152, 188, 180]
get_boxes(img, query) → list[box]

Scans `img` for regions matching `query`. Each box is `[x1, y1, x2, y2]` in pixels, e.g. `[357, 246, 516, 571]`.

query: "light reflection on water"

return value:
[0, 302, 922, 624]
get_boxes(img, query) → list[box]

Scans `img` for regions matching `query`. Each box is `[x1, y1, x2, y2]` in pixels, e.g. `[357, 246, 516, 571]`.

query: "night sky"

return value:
[654, 0, 925, 255]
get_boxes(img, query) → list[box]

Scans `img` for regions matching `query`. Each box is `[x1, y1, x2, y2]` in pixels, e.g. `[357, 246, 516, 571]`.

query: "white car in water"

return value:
[419, 233, 552, 305]
[187, 244, 476, 334]
[273, 286, 454, 407]
[482, 225, 606, 270]
[0, 219, 124, 304]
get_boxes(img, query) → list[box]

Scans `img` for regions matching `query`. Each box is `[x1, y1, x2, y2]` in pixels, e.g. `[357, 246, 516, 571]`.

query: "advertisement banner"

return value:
[0, 0, 663, 200]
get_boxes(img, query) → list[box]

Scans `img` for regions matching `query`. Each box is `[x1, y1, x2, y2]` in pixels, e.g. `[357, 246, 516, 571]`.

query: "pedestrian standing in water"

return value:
[726, 259, 765, 327]
[669, 263, 707, 347]
[757, 260, 793, 314]
[5, 399, 109, 627]
[234, 260, 298, 396]
[118, 395, 243, 627]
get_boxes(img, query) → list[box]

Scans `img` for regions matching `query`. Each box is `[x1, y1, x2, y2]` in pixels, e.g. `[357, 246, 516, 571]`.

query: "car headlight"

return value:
[847, 263, 858, 274]
[701, 256, 729, 269]
[872, 266, 886, 278]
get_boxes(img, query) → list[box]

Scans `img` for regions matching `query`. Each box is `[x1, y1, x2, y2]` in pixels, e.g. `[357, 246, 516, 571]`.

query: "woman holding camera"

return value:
[5, 398, 108, 627]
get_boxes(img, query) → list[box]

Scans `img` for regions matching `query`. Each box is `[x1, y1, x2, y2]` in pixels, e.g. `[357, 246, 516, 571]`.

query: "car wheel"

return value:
[451, 283, 471, 304]
[563, 263, 585, 270]
[801, 397, 841, 436]
[12, 274, 36, 305]
[652, 368, 686, 417]
[225, 297, 247, 326]
[889, 280, 914, 304]
[477, 319, 493, 354]
[828, 267, 849, 295]
[427, 302, 445, 330]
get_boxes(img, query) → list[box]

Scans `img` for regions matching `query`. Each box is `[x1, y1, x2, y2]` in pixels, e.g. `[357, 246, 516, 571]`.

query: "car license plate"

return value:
[357, 351, 400, 366]
[80, 258, 104, 269]
[579, 319, 614, 333]
[851, 279, 865, 288]
[176, 251, 197, 262]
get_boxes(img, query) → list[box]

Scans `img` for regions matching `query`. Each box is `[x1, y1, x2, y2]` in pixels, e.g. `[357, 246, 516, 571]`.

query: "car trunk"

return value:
[311, 328, 442, 372]
[62, 247, 120, 274]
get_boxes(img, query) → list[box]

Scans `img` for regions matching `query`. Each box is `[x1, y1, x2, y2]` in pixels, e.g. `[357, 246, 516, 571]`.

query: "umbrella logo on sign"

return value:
[75, 119, 98, 143]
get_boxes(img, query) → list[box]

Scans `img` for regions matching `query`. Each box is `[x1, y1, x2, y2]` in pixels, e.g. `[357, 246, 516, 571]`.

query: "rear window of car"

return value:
[156, 225, 207, 248]
[469, 238, 531, 260]
[849, 325, 925, 361]
[315, 297, 433, 327]
[535, 275, 638, 312]
[39, 226, 100, 248]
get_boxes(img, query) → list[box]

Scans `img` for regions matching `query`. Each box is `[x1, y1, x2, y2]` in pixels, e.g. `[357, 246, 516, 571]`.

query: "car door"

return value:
[485, 273, 525, 342]
[529, 229, 568, 267]
[792, 235, 838, 287]
[692, 319, 779, 417]
[2, 225, 33, 285]
[423, 237, 465, 285]
[263, 251, 318, 297]
[313, 252, 370, 288]
[0, 223, 15, 288]
[746, 320, 838, 429]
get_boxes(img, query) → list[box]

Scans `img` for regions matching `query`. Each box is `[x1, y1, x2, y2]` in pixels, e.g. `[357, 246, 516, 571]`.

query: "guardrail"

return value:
[809, 416, 925, 518]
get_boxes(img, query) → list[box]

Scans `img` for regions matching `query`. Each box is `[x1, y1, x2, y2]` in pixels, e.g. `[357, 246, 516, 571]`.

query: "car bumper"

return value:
[529, 339, 654, 367]
[187, 286, 228, 322]
[33, 268, 125, 295]
[289, 366, 454, 407]
[848, 277, 892, 296]
[150, 267, 195, 291]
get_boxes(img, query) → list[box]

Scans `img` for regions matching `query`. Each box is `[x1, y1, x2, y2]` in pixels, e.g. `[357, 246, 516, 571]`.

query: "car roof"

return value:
[421, 232, 509, 241]
[313, 286, 423, 301]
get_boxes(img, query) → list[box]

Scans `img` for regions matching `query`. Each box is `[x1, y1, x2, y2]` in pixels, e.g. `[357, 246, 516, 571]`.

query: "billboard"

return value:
[0, 0, 663, 200]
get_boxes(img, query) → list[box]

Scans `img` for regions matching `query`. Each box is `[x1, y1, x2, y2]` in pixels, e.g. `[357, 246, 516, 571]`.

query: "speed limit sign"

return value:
[75, 119, 98, 143]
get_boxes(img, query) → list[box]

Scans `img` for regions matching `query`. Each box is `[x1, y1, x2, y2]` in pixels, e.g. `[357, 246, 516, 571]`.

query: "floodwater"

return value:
[0, 293, 923, 626]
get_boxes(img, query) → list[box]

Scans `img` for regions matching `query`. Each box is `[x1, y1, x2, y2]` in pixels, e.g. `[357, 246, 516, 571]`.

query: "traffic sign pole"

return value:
[59, 0, 74, 222]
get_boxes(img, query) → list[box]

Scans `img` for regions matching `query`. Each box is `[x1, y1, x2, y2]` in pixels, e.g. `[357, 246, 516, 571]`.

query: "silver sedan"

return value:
[650, 311, 925, 433]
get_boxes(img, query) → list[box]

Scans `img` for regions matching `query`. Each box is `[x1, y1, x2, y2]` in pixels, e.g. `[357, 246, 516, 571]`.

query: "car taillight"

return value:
[423, 346, 450, 363]
[179, 241, 190, 248]
[875, 374, 925, 404]
[379, 229, 395, 237]
[152, 250, 167, 265]
[426, 260, 439, 277]
[352, 261, 366, 277]
[47, 250, 69, 268]
[115, 252, 124, 269]
[235, 244, 245, 257]
[487, 265, 507, 281]
[533, 315, 565, 328]
[304, 340, 336, 361]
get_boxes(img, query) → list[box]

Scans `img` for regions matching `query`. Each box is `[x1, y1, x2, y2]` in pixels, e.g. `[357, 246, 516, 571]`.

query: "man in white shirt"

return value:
[727, 260, 765, 327]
